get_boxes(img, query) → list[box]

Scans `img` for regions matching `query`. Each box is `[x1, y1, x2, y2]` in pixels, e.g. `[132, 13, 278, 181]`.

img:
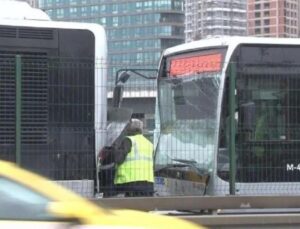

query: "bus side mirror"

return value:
[112, 84, 124, 108]
[118, 71, 131, 84]
[240, 102, 256, 131]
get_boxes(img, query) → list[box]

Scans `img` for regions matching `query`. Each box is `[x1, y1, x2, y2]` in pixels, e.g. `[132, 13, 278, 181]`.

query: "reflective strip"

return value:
[126, 139, 152, 162]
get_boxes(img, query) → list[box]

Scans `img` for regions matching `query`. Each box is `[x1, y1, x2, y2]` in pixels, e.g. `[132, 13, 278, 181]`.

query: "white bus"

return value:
[154, 36, 300, 196]
[0, 2, 107, 197]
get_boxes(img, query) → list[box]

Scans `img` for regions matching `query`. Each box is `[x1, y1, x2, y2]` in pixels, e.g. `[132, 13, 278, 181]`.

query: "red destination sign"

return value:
[169, 53, 222, 77]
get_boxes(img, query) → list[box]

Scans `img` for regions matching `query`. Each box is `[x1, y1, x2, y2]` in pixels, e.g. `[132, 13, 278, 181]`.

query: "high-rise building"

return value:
[39, 0, 185, 133]
[185, 0, 247, 42]
[248, 0, 299, 37]
[39, 1, 184, 67]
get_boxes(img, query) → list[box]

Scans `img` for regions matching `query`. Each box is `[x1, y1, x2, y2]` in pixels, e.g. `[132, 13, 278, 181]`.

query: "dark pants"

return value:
[115, 181, 154, 197]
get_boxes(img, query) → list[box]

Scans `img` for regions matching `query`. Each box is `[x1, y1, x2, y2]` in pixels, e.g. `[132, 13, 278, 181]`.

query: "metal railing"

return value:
[3, 56, 300, 200]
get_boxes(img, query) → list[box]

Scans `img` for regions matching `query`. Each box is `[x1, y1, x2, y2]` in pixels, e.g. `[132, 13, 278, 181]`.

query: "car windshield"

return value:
[0, 177, 54, 220]
[155, 73, 221, 172]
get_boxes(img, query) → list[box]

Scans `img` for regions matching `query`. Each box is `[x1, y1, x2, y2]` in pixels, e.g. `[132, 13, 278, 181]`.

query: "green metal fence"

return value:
[217, 62, 300, 195]
[234, 64, 300, 185]
[3, 55, 300, 198]
[0, 54, 157, 198]
[1, 54, 101, 197]
[154, 60, 300, 197]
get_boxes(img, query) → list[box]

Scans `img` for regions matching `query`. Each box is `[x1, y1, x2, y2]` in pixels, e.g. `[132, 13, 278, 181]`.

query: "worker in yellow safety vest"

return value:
[114, 118, 154, 197]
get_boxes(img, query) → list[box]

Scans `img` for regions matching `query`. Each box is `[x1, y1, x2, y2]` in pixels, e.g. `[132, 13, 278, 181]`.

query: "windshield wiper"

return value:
[155, 158, 209, 177]
[155, 163, 189, 172]
[172, 158, 197, 164]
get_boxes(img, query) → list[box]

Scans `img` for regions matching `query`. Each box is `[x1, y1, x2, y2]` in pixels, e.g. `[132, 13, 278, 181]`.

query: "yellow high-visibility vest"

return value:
[114, 134, 154, 184]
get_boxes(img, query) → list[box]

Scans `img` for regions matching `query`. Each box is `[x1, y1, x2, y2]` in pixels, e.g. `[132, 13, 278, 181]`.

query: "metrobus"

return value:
[154, 36, 300, 196]
[0, 2, 107, 197]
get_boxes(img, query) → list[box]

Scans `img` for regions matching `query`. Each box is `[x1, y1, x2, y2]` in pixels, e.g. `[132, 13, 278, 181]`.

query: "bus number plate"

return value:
[287, 164, 300, 171]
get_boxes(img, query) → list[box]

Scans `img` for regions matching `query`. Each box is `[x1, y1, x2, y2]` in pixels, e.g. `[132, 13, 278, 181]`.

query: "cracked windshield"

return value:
[155, 52, 224, 173]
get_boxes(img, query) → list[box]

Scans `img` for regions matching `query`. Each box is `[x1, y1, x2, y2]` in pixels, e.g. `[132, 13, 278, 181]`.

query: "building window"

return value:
[255, 28, 261, 34]
[264, 3, 270, 9]
[70, 7, 77, 13]
[285, 18, 289, 24]
[255, 20, 261, 26]
[112, 17, 118, 26]
[70, 0, 77, 5]
[91, 5, 99, 13]
[56, 9, 64, 18]
[293, 20, 297, 26]
[255, 12, 261, 17]
[264, 27, 270, 33]
[264, 11, 270, 17]
[264, 19, 270, 25]
[136, 2, 142, 11]
[81, 7, 87, 17]
[255, 4, 261, 10]
[100, 17, 106, 26]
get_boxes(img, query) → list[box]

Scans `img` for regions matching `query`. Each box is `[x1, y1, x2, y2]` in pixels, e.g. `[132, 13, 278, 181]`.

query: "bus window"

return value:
[218, 45, 300, 183]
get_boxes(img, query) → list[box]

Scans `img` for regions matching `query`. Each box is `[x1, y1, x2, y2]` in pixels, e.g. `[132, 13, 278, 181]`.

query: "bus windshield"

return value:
[155, 49, 226, 172]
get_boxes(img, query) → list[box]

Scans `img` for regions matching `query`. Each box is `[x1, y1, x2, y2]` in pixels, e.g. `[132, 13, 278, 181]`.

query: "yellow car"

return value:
[0, 160, 204, 228]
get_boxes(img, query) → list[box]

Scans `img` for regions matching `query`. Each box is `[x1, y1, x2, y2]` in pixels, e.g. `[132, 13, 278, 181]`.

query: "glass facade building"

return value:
[39, 0, 185, 78]
[39, 0, 185, 133]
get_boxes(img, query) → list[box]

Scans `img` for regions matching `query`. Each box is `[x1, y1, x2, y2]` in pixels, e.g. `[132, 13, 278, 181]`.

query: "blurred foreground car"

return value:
[0, 160, 204, 228]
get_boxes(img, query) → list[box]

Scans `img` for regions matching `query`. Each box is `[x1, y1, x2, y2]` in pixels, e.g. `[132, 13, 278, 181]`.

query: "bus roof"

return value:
[0, 1, 105, 38]
[0, 12, 107, 64]
[163, 36, 300, 56]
